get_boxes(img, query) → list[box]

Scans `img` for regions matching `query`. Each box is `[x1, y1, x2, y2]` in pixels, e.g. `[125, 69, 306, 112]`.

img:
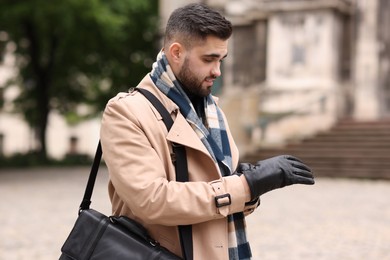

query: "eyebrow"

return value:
[203, 53, 228, 59]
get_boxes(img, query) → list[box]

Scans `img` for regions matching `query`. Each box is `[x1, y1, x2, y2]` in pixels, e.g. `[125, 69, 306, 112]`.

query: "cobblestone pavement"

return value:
[0, 167, 389, 260]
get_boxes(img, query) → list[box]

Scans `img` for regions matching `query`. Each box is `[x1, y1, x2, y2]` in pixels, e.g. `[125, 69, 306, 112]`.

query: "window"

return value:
[233, 21, 267, 86]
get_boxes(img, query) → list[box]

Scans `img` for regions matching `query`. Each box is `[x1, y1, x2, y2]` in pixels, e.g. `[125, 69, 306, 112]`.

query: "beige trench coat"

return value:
[100, 75, 257, 259]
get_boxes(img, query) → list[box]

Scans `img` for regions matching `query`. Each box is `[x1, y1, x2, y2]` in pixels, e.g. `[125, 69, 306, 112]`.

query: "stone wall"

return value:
[212, 0, 389, 153]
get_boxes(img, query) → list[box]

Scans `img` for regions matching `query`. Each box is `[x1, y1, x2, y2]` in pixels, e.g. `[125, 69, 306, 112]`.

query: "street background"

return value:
[0, 167, 389, 260]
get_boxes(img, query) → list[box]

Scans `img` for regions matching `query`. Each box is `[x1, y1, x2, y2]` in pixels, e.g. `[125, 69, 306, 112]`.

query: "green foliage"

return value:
[0, 0, 159, 155]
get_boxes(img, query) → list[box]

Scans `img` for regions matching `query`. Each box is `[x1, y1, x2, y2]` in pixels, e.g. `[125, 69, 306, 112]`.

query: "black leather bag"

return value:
[60, 88, 193, 260]
[60, 208, 181, 260]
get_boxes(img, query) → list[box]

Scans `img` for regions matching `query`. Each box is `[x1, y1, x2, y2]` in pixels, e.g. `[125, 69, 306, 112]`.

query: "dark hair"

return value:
[164, 3, 232, 49]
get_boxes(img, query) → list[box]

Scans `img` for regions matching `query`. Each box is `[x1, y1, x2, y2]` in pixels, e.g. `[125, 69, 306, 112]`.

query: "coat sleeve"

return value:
[100, 93, 249, 226]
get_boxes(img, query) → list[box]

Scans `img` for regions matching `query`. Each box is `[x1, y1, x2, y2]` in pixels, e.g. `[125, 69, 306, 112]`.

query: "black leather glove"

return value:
[239, 155, 314, 199]
[235, 163, 253, 174]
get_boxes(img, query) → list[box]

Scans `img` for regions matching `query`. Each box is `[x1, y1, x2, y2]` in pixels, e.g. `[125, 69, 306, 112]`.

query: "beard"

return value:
[177, 57, 212, 97]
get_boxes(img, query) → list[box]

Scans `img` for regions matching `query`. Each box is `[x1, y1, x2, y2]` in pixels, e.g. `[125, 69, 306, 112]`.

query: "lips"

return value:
[205, 76, 216, 84]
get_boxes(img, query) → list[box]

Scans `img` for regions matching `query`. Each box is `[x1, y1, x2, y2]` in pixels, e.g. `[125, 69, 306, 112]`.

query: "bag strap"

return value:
[79, 141, 102, 212]
[79, 88, 193, 260]
[136, 88, 188, 181]
[136, 88, 193, 260]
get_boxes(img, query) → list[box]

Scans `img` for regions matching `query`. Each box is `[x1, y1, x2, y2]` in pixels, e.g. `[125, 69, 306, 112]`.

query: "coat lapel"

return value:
[166, 113, 210, 156]
[138, 74, 238, 170]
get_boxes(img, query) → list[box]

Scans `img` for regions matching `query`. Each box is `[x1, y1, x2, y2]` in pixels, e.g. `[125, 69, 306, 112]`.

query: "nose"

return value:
[211, 63, 221, 78]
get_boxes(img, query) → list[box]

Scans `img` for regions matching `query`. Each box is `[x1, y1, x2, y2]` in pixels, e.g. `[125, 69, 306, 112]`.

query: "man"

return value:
[100, 3, 314, 260]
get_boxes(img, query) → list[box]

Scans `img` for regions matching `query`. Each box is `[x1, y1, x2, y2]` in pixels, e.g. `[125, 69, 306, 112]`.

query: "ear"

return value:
[167, 42, 183, 63]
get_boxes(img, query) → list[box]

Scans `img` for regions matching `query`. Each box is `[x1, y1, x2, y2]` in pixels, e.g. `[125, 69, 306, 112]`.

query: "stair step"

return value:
[293, 144, 390, 150]
[315, 132, 390, 138]
[312, 168, 390, 179]
[302, 159, 390, 166]
[336, 120, 390, 128]
[241, 120, 390, 180]
[250, 148, 390, 157]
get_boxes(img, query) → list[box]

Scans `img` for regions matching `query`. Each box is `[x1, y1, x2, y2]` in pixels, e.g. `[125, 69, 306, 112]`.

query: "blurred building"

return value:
[160, 0, 390, 156]
[0, 0, 389, 159]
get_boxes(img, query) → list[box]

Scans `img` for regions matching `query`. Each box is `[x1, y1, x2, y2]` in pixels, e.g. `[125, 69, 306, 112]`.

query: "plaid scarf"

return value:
[149, 51, 252, 260]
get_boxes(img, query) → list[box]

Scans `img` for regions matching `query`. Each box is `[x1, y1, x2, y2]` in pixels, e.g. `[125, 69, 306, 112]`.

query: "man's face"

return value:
[177, 36, 228, 97]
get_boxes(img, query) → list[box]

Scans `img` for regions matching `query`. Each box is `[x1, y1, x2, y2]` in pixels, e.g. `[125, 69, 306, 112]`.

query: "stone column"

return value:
[353, 0, 381, 120]
[262, 7, 345, 144]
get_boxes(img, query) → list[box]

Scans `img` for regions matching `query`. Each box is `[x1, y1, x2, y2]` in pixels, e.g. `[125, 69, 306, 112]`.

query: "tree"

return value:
[0, 0, 158, 161]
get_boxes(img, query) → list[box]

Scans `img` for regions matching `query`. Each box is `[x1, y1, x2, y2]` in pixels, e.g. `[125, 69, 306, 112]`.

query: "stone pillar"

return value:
[377, 0, 390, 116]
[0, 133, 4, 156]
[267, 11, 341, 89]
[261, 7, 345, 144]
[353, 0, 381, 120]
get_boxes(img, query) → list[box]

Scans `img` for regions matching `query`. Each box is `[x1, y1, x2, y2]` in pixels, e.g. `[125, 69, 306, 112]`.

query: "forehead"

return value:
[189, 36, 228, 57]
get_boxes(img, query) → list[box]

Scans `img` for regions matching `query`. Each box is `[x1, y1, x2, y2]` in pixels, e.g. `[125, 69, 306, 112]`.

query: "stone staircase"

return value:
[241, 120, 390, 180]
